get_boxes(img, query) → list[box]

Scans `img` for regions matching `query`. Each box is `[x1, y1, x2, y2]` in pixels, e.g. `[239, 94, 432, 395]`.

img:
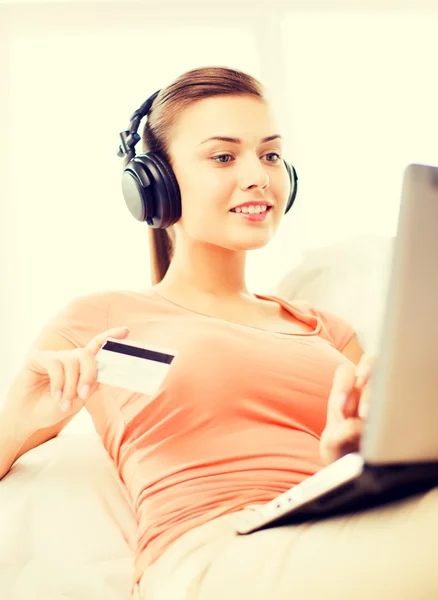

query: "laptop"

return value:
[236, 163, 438, 535]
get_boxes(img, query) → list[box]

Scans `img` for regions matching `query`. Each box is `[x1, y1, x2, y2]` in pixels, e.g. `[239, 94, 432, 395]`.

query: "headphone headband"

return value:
[117, 90, 161, 166]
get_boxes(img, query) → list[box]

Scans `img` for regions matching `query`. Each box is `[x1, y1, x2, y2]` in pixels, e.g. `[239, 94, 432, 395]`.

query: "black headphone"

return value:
[117, 90, 298, 229]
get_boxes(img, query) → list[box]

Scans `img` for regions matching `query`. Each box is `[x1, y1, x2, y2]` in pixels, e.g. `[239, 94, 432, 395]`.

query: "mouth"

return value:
[229, 205, 272, 222]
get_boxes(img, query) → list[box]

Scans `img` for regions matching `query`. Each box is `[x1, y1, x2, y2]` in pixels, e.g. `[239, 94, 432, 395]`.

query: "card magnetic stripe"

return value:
[103, 340, 175, 364]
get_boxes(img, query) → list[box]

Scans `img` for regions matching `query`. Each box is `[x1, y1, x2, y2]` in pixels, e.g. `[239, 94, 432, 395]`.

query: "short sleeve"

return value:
[294, 300, 357, 352]
[37, 291, 112, 349]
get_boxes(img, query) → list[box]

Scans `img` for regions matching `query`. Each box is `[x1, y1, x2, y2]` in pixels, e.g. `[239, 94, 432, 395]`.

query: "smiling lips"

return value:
[230, 204, 272, 221]
[230, 204, 271, 214]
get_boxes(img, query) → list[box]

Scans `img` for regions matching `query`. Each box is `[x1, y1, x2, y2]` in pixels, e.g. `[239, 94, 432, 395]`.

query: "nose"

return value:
[238, 155, 270, 192]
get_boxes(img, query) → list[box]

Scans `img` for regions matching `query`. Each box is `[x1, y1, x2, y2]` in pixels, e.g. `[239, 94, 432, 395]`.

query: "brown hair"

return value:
[142, 66, 266, 285]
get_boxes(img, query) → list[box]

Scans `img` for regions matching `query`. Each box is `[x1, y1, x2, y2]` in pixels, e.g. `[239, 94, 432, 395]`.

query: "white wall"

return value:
[1, 0, 437, 402]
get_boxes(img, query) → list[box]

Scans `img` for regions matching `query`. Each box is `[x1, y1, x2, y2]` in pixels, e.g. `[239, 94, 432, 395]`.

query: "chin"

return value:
[227, 233, 274, 252]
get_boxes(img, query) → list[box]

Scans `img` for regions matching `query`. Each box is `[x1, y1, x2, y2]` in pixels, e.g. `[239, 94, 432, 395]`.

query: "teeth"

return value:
[233, 205, 268, 214]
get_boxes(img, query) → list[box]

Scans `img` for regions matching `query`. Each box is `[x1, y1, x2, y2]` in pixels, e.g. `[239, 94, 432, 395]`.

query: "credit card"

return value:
[95, 337, 177, 395]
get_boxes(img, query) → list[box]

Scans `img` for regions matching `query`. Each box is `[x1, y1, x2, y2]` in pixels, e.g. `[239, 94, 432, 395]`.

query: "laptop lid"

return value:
[362, 163, 438, 465]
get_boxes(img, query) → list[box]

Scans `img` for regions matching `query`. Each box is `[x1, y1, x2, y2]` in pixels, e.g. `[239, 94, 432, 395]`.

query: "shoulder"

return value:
[287, 298, 357, 353]
[56, 286, 160, 313]
[38, 287, 159, 348]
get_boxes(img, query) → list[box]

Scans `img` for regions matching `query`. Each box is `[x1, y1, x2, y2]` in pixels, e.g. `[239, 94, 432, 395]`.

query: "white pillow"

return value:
[273, 235, 395, 355]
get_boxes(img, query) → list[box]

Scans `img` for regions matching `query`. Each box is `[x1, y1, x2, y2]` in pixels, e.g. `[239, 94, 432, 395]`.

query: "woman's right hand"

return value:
[3, 326, 130, 434]
[320, 354, 374, 465]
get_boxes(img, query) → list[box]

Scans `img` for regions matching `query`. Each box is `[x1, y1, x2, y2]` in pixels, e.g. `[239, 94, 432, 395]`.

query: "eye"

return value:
[211, 152, 281, 164]
[264, 152, 281, 162]
[211, 154, 234, 163]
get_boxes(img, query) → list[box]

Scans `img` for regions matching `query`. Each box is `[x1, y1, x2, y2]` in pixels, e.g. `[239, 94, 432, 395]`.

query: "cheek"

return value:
[178, 170, 234, 216]
[273, 171, 292, 208]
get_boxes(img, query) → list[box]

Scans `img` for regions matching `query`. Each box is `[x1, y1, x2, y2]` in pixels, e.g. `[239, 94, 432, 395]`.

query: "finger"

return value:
[358, 380, 372, 419]
[343, 356, 375, 419]
[31, 350, 69, 408]
[46, 354, 66, 401]
[28, 351, 66, 403]
[59, 351, 81, 410]
[327, 363, 357, 422]
[86, 326, 130, 356]
[355, 354, 376, 389]
[74, 347, 98, 401]
[354, 355, 375, 419]
[320, 417, 364, 465]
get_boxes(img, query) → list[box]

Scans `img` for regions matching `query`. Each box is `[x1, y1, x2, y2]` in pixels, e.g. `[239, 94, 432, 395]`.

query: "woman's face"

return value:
[167, 95, 291, 252]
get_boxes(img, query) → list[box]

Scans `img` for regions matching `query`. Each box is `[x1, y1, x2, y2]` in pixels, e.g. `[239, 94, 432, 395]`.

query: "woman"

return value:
[1, 66, 437, 600]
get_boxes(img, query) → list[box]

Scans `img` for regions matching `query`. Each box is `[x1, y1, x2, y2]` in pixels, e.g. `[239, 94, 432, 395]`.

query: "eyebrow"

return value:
[199, 134, 282, 145]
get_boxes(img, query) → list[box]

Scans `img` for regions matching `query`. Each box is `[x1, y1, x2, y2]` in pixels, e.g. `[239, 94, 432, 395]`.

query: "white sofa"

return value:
[0, 235, 394, 600]
[0, 430, 138, 600]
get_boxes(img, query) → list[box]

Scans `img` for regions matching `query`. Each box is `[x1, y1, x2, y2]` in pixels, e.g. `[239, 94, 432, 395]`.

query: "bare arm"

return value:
[0, 330, 81, 480]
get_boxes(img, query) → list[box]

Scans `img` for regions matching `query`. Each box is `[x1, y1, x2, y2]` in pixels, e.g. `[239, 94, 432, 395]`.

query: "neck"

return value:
[156, 239, 252, 301]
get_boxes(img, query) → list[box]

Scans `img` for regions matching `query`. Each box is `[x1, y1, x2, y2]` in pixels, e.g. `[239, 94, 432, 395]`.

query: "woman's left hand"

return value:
[320, 354, 375, 466]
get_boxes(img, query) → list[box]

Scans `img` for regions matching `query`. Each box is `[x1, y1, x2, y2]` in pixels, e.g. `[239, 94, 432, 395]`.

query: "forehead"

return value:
[170, 95, 281, 146]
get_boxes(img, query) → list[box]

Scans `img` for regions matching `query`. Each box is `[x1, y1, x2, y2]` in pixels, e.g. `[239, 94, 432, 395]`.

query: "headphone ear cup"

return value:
[122, 157, 154, 223]
[144, 153, 181, 229]
[121, 153, 181, 229]
[283, 161, 298, 214]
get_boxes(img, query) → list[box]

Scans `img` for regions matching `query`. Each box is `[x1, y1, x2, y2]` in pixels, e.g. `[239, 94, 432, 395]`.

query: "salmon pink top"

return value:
[40, 287, 356, 591]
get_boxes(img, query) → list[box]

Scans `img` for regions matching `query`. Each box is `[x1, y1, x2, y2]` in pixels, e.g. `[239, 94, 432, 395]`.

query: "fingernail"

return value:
[359, 402, 368, 419]
[356, 365, 371, 389]
[121, 326, 130, 330]
[356, 363, 371, 379]
[61, 400, 70, 412]
[79, 384, 90, 400]
[355, 376, 366, 389]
